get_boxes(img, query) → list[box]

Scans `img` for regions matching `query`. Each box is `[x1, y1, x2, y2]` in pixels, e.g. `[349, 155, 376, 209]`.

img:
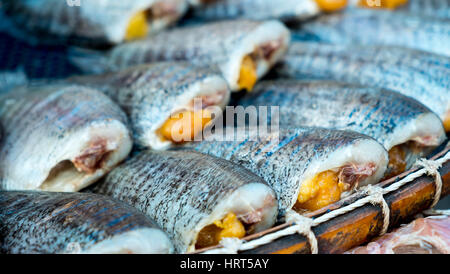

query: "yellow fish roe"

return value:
[238, 56, 258, 92]
[125, 11, 149, 41]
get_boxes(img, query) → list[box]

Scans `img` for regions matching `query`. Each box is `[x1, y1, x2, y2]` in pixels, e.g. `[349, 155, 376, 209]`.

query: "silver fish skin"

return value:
[0, 0, 188, 47]
[0, 191, 173, 254]
[399, 0, 450, 19]
[291, 9, 450, 57]
[70, 19, 291, 91]
[90, 150, 278, 253]
[183, 127, 388, 215]
[272, 42, 450, 125]
[67, 62, 230, 150]
[0, 84, 133, 192]
[238, 80, 446, 171]
[189, 0, 320, 22]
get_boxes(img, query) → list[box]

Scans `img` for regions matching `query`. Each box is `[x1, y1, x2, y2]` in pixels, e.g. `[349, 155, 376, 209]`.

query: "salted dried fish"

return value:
[346, 216, 450, 254]
[67, 62, 230, 150]
[90, 150, 278, 253]
[0, 0, 188, 46]
[0, 84, 132, 192]
[70, 19, 290, 92]
[272, 42, 450, 131]
[291, 9, 450, 57]
[0, 191, 173, 254]
[349, 0, 410, 10]
[183, 127, 388, 215]
[239, 80, 446, 178]
[188, 0, 346, 22]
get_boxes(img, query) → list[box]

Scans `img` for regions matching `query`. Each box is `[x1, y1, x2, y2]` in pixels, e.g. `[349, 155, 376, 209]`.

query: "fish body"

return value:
[71, 19, 291, 92]
[0, 191, 173, 254]
[189, 0, 321, 21]
[346, 216, 450, 254]
[67, 62, 230, 150]
[183, 127, 388, 214]
[0, 84, 132, 192]
[292, 9, 450, 57]
[90, 150, 278, 253]
[238, 80, 446, 175]
[0, 0, 188, 47]
[272, 42, 450, 129]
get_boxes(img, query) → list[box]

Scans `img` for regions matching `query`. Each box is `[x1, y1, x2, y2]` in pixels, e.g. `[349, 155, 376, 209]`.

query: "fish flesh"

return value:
[346, 216, 450, 254]
[0, 69, 28, 94]
[351, 0, 450, 19]
[67, 62, 230, 150]
[0, 0, 188, 47]
[0, 84, 132, 192]
[0, 191, 173, 254]
[291, 8, 450, 57]
[238, 80, 446, 178]
[89, 150, 278, 253]
[70, 19, 291, 92]
[271, 42, 450, 131]
[188, 0, 344, 22]
[183, 127, 388, 215]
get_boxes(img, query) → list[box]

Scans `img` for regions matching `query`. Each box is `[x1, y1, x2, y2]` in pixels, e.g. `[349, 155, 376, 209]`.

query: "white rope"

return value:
[364, 185, 390, 235]
[200, 151, 450, 254]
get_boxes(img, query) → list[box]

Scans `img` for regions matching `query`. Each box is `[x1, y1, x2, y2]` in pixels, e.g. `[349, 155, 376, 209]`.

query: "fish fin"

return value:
[67, 47, 111, 75]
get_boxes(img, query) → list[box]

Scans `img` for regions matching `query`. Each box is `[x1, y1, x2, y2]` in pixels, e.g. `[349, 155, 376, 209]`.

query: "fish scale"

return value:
[110, 20, 256, 64]
[90, 150, 278, 253]
[272, 42, 450, 123]
[397, 0, 450, 19]
[238, 81, 446, 174]
[67, 62, 230, 149]
[291, 8, 450, 57]
[0, 191, 173, 254]
[0, 0, 188, 47]
[0, 84, 132, 192]
[183, 127, 388, 214]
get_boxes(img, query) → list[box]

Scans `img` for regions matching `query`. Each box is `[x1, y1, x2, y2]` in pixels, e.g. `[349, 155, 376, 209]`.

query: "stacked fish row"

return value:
[0, 0, 448, 254]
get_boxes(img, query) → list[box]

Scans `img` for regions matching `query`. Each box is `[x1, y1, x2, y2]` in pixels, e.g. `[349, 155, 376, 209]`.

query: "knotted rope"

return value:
[415, 158, 443, 208]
